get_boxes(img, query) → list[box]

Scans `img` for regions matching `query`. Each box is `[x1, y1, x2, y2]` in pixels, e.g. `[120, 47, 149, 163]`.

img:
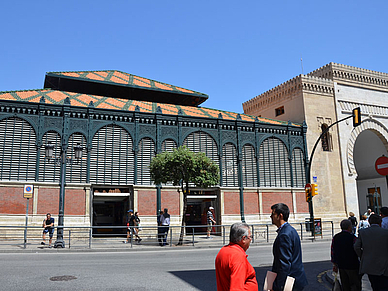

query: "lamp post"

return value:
[45, 141, 83, 248]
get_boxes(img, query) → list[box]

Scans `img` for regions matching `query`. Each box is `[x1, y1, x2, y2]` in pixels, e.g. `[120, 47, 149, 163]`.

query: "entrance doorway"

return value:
[354, 129, 388, 216]
[92, 187, 132, 236]
[185, 190, 218, 235]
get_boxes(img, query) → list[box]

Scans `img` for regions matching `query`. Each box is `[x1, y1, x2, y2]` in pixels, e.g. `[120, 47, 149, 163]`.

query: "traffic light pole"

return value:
[306, 114, 354, 237]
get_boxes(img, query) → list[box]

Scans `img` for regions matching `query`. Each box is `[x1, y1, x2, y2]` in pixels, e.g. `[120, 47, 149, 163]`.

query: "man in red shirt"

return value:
[215, 222, 258, 290]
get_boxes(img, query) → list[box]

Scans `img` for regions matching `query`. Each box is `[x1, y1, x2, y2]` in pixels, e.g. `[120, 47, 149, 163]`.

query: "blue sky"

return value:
[1, 1, 387, 114]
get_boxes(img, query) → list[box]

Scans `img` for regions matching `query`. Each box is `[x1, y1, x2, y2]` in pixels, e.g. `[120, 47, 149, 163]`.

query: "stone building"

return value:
[0, 70, 308, 234]
[243, 63, 388, 219]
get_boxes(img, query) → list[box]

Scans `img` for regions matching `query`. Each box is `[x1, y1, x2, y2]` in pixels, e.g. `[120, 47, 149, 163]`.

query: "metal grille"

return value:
[242, 144, 257, 187]
[137, 137, 155, 185]
[90, 125, 134, 184]
[0, 117, 37, 181]
[183, 131, 218, 163]
[39, 131, 61, 182]
[66, 134, 87, 183]
[292, 148, 306, 187]
[161, 139, 177, 152]
[259, 138, 291, 187]
[221, 143, 238, 186]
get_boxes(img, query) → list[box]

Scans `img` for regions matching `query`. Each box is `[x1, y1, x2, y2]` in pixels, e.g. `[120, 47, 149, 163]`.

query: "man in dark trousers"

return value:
[354, 214, 388, 290]
[270, 203, 308, 291]
[331, 219, 361, 291]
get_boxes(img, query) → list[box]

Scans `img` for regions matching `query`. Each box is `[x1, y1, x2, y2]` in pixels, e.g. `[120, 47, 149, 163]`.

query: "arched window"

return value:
[137, 137, 155, 185]
[242, 144, 257, 187]
[183, 131, 218, 163]
[259, 137, 291, 187]
[292, 148, 306, 187]
[321, 124, 332, 151]
[221, 143, 238, 186]
[161, 139, 177, 152]
[0, 117, 37, 181]
[90, 125, 134, 184]
[39, 131, 61, 182]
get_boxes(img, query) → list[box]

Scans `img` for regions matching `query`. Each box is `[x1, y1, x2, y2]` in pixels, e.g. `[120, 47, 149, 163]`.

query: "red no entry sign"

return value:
[375, 156, 388, 176]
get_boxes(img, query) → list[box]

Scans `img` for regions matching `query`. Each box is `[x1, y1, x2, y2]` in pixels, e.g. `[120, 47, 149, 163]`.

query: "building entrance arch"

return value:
[347, 118, 388, 216]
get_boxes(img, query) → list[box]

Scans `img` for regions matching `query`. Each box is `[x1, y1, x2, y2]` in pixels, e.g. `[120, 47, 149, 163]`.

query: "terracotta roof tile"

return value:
[114, 71, 130, 82]
[0, 89, 298, 126]
[133, 78, 151, 88]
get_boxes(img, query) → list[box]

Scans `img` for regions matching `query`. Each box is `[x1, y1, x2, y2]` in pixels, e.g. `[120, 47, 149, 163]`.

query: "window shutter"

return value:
[0, 118, 37, 181]
[221, 143, 238, 186]
[137, 138, 155, 185]
[292, 148, 306, 187]
[242, 144, 257, 187]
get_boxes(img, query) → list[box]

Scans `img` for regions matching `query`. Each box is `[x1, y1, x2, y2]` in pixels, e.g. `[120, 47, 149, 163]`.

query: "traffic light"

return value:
[353, 107, 361, 127]
[311, 183, 318, 197]
[305, 187, 311, 202]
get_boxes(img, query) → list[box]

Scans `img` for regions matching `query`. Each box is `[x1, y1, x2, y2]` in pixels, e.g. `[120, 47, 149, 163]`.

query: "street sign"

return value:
[23, 185, 33, 199]
[375, 156, 388, 176]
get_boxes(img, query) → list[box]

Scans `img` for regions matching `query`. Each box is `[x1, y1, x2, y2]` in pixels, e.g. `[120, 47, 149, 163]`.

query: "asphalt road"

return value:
[0, 240, 332, 291]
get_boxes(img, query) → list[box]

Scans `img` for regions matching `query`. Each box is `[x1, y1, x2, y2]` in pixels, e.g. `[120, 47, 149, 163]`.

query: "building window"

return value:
[321, 124, 332, 151]
[275, 106, 285, 116]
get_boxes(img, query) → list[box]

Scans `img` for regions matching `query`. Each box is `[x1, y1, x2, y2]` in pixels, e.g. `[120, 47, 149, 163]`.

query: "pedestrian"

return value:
[41, 213, 54, 248]
[160, 208, 170, 246]
[331, 219, 361, 291]
[354, 214, 388, 290]
[157, 210, 164, 246]
[380, 207, 388, 229]
[348, 212, 358, 234]
[124, 209, 141, 244]
[270, 203, 308, 291]
[207, 206, 216, 239]
[364, 208, 372, 220]
[215, 222, 258, 291]
[358, 215, 370, 235]
[134, 211, 142, 243]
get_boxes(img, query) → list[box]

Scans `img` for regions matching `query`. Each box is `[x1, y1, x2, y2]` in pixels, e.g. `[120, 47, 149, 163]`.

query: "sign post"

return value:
[375, 156, 388, 208]
[23, 185, 33, 249]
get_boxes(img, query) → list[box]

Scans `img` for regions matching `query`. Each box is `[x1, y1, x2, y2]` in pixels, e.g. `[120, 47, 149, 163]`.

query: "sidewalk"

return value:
[325, 270, 372, 291]
[0, 234, 228, 253]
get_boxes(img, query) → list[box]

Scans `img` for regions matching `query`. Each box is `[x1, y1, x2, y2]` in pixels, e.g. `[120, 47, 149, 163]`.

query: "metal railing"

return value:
[0, 221, 335, 250]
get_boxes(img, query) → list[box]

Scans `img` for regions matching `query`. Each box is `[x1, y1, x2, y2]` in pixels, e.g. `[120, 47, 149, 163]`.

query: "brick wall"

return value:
[37, 188, 59, 215]
[161, 190, 179, 215]
[295, 192, 309, 213]
[224, 192, 240, 214]
[262, 192, 294, 214]
[138, 190, 156, 215]
[65, 189, 86, 215]
[244, 192, 259, 214]
[0, 186, 31, 214]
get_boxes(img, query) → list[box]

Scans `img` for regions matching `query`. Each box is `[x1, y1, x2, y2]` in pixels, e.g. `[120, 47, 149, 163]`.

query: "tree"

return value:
[150, 146, 220, 245]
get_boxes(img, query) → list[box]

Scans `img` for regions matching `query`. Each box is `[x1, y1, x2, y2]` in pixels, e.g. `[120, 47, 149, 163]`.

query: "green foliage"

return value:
[150, 146, 220, 189]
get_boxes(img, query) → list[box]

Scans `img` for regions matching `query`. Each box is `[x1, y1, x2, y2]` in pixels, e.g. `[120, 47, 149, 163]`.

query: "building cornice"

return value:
[243, 75, 334, 114]
[308, 62, 388, 92]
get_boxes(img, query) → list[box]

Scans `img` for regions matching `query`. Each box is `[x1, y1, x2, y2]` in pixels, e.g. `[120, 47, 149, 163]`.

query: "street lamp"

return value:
[45, 141, 83, 248]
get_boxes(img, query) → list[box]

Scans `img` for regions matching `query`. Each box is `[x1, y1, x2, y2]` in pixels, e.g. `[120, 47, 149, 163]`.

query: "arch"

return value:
[321, 123, 332, 151]
[259, 137, 291, 187]
[0, 117, 37, 181]
[161, 138, 177, 152]
[347, 118, 388, 175]
[90, 124, 134, 185]
[183, 131, 219, 163]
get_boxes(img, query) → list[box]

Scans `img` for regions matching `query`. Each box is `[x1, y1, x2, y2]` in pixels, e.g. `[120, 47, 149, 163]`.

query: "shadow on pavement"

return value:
[170, 260, 332, 291]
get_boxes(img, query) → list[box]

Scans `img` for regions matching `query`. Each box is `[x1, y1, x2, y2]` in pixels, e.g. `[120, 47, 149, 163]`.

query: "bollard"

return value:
[69, 230, 71, 249]
[300, 223, 303, 240]
[266, 225, 269, 243]
[23, 228, 27, 249]
[192, 228, 195, 247]
[251, 225, 255, 243]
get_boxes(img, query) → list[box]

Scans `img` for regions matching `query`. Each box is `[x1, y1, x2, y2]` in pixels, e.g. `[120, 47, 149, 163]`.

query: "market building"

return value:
[0, 70, 308, 234]
[243, 63, 388, 219]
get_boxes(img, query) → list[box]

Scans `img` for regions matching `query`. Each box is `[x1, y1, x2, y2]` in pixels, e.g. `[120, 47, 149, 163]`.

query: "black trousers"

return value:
[368, 274, 388, 291]
[339, 268, 361, 291]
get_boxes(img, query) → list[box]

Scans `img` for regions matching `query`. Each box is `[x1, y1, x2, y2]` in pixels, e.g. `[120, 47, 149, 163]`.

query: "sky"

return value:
[1, 1, 387, 114]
